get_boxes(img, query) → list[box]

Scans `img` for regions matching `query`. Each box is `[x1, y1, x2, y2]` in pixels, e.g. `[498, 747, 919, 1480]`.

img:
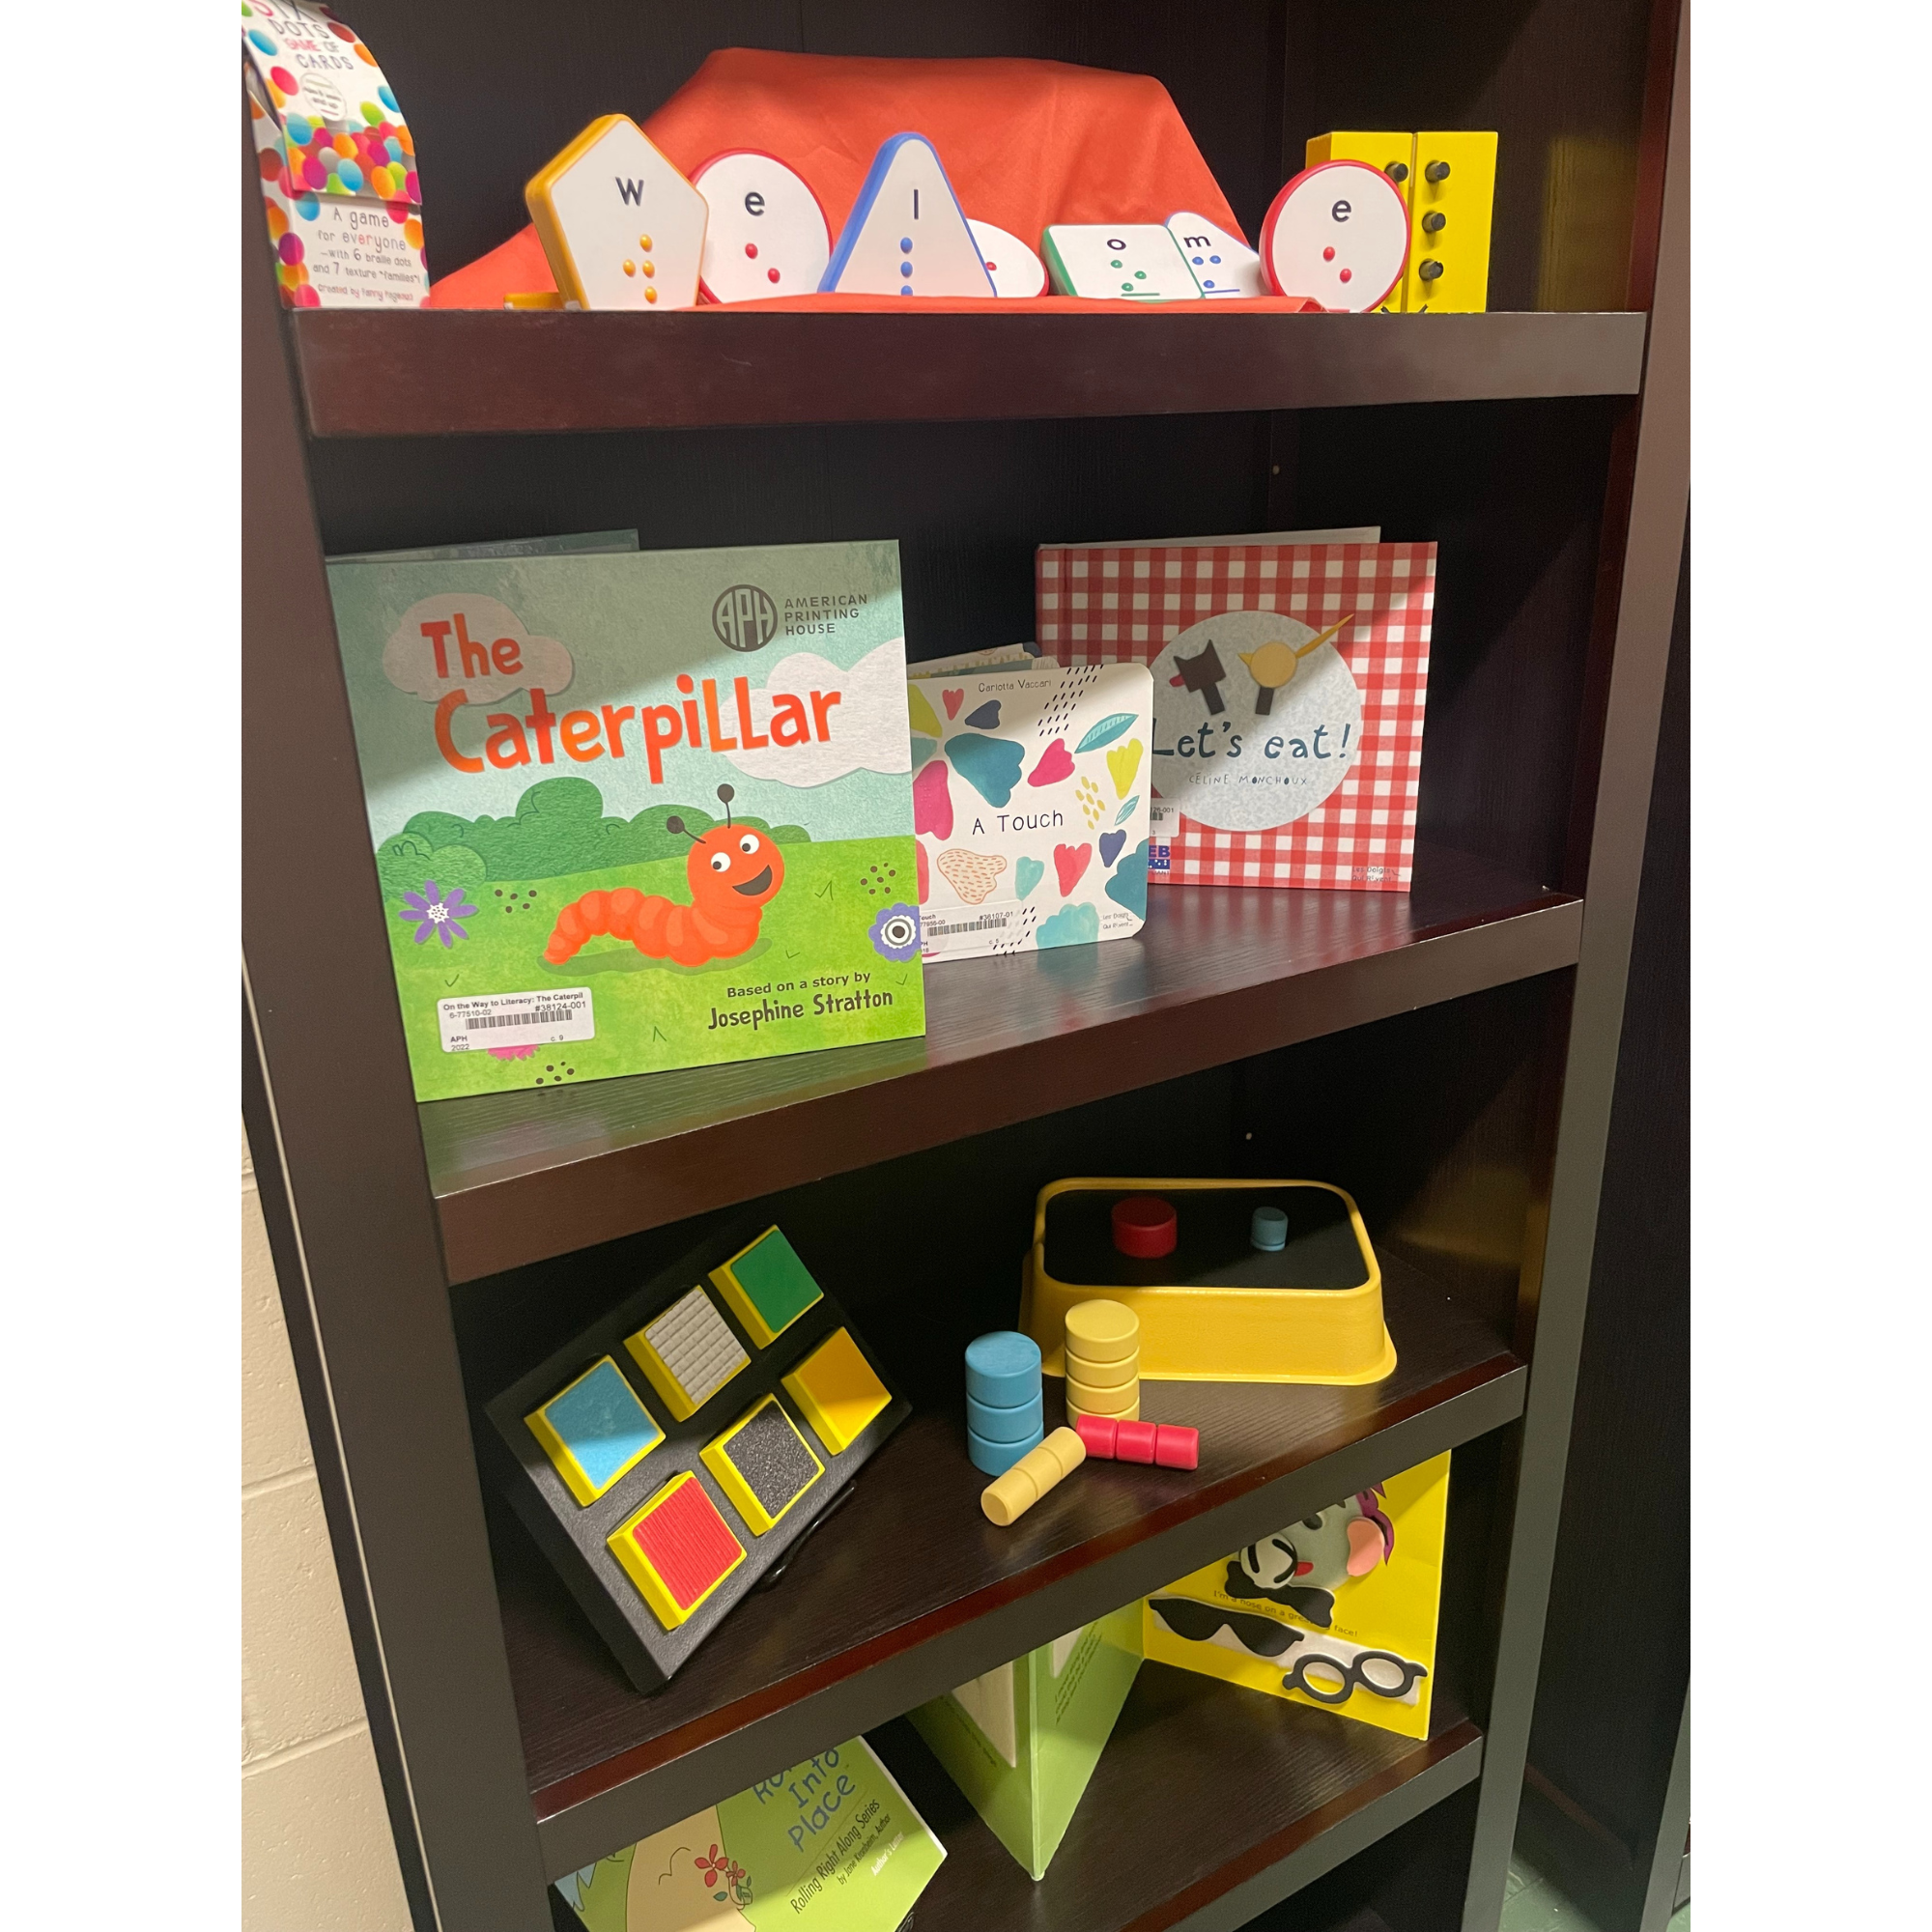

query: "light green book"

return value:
[327, 528, 639, 563]
[555, 1737, 945, 1932]
[907, 1604, 1143, 1880]
[326, 541, 924, 1100]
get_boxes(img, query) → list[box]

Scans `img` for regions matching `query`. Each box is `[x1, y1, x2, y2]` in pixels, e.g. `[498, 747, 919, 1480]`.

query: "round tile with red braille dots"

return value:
[692, 150, 830, 302]
[1260, 159, 1408, 313]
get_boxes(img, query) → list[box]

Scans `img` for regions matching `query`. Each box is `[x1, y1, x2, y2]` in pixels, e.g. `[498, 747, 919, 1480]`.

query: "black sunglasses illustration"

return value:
[1149, 1598, 1428, 1706]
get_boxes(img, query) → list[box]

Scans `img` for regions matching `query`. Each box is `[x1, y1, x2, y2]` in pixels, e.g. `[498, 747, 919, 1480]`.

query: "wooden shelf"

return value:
[495, 1259, 1521, 1877]
[292, 307, 1646, 438]
[425, 843, 1579, 1283]
[869, 1667, 1482, 1932]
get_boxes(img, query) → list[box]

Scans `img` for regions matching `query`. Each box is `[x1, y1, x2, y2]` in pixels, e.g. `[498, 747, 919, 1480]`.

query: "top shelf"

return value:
[292, 307, 1647, 437]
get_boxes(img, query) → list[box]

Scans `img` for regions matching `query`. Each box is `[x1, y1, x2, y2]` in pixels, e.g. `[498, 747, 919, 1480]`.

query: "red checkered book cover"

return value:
[1036, 542, 1435, 891]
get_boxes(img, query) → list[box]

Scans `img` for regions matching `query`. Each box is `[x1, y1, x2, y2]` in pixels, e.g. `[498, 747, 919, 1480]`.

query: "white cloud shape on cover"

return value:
[724, 639, 912, 788]
[383, 593, 574, 705]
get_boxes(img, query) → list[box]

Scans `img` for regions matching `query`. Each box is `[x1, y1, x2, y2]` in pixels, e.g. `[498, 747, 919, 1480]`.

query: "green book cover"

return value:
[555, 1737, 946, 1931]
[326, 541, 925, 1101]
[907, 1605, 1143, 1881]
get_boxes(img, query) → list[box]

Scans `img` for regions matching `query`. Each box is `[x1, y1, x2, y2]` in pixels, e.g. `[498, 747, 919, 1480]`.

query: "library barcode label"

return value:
[925, 912, 1010, 937]
[439, 988, 594, 1053]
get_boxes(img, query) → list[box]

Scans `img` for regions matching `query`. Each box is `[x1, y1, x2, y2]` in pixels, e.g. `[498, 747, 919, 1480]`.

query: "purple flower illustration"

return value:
[868, 901, 921, 962]
[399, 879, 477, 949]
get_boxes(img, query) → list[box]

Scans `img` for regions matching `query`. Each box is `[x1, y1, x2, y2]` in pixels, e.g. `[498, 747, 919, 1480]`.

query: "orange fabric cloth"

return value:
[430, 49, 1316, 313]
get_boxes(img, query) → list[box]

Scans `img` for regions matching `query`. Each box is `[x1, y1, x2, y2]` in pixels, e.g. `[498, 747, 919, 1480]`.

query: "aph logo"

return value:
[712, 583, 778, 652]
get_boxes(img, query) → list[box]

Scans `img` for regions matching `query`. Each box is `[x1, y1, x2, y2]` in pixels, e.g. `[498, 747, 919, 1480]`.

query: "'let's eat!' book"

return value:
[327, 542, 925, 1101]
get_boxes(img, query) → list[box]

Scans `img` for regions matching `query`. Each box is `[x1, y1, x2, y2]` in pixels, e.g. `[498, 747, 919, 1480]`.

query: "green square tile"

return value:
[724, 1229, 822, 1341]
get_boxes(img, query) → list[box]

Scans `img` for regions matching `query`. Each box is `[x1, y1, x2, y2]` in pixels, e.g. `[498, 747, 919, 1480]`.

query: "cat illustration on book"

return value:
[1223, 1488, 1395, 1628]
[544, 785, 785, 969]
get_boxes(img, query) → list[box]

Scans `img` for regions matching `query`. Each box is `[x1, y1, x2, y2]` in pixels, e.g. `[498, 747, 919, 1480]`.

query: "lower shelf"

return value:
[869, 1665, 1480, 1932]
[544, 1666, 1479, 1932]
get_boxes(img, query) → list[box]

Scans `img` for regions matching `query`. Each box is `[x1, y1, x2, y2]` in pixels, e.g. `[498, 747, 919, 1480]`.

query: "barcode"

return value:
[463, 1006, 576, 1029]
[927, 913, 1010, 935]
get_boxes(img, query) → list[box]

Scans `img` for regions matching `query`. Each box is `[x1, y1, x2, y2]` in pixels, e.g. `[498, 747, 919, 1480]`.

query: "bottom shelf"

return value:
[870, 1663, 1481, 1932]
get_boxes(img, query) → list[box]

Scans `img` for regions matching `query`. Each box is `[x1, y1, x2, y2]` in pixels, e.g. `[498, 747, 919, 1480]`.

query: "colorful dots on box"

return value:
[711, 1226, 824, 1347]
[782, 1327, 891, 1455]
[701, 1396, 824, 1535]
[608, 1471, 746, 1630]
[526, 1357, 663, 1506]
[626, 1285, 748, 1422]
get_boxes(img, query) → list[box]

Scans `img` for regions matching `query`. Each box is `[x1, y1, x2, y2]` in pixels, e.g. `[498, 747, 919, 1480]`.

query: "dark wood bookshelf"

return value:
[242, 3, 1689, 1926]
[493, 1260, 1519, 1874]
[426, 842, 1579, 1282]
[294, 307, 1646, 438]
[870, 1669, 1481, 1932]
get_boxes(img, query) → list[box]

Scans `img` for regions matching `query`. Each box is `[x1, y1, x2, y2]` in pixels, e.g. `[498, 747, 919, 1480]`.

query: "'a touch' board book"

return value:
[327, 542, 925, 1100]
[1143, 1452, 1449, 1739]
[908, 1605, 1143, 1880]
[1036, 539, 1435, 891]
[908, 661, 1152, 959]
[554, 1735, 946, 1931]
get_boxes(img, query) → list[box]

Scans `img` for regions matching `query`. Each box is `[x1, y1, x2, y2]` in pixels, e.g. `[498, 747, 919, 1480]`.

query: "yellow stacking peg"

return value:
[1065, 1299, 1139, 1363]
[981, 1426, 1087, 1526]
[1065, 1299, 1140, 1427]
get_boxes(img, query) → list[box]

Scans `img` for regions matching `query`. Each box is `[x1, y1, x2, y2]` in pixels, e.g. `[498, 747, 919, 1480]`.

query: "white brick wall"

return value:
[242, 1134, 413, 1932]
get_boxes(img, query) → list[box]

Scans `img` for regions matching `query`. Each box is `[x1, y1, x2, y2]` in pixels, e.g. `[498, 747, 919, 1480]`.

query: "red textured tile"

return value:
[634, 1479, 743, 1610]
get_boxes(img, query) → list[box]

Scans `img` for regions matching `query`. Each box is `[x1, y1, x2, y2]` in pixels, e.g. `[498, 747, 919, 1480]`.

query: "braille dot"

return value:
[494, 890, 503, 896]
[642, 262, 655, 277]
[1134, 270, 1146, 279]
[645, 287, 658, 302]
[768, 267, 780, 282]
[985, 260, 998, 271]
[899, 262, 913, 278]
[900, 237, 912, 252]
[1323, 246, 1335, 262]
[1121, 281, 1134, 292]
[639, 234, 653, 250]
[745, 242, 758, 259]
[1339, 268, 1352, 282]
[546, 1065, 554, 1073]
[898, 285, 913, 295]
[1209, 253, 1222, 263]
[1110, 258, 1122, 268]
[622, 260, 636, 275]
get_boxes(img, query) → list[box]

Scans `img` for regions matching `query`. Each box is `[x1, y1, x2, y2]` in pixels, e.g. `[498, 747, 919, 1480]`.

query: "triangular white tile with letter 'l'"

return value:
[820, 133, 995, 297]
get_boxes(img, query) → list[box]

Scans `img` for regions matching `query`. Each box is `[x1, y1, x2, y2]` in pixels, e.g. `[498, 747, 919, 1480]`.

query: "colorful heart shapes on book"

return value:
[1106, 739, 1144, 799]
[1099, 830, 1126, 868]
[949, 733, 1024, 807]
[908, 684, 942, 739]
[1028, 738, 1075, 788]
[964, 698, 1001, 728]
[942, 688, 964, 720]
[1104, 840, 1149, 918]
[1015, 855, 1044, 900]
[1054, 842, 1092, 896]
[914, 758, 953, 838]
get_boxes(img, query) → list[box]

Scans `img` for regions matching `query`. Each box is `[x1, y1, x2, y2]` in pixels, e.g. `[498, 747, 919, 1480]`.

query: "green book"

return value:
[907, 1604, 1143, 1880]
[326, 541, 925, 1100]
[555, 1737, 945, 1931]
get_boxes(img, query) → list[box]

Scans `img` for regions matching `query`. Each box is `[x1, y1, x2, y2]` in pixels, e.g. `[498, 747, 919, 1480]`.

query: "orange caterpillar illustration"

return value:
[543, 785, 786, 969]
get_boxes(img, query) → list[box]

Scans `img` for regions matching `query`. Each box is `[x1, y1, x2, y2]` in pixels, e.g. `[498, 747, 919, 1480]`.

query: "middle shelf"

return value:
[498, 1258, 1521, 1876]
[428, 842, 1579, 1281]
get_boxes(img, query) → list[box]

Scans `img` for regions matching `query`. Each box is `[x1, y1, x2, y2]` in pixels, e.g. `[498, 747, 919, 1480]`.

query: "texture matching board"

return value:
[483, 1220, 908, 1695]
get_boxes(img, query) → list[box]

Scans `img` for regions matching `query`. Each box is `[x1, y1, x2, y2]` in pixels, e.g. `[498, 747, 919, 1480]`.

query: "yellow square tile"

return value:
[782, 1326, 891, 1455]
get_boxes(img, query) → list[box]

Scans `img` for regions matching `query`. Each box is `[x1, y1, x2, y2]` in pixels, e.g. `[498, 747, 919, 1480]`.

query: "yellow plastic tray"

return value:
[1020, 1178, 1397, 1386]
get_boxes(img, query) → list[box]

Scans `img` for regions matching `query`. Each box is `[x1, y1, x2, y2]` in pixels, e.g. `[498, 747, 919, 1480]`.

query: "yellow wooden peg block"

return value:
[1066, 1376, 1141, 1419]
[1064, 1348, 1140, 1391]
[1403, 132, 1497, 313]
[1064, 1299, 1140, 1365]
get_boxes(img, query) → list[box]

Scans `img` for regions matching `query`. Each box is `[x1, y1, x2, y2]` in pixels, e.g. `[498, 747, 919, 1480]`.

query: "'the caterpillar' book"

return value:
[327, 542, 925, 1101]
[1035, 541, 1435, 890]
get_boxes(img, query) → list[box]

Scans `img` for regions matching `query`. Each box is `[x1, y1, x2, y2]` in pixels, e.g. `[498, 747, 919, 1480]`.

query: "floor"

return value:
[1500, 1851, 1690, 1932]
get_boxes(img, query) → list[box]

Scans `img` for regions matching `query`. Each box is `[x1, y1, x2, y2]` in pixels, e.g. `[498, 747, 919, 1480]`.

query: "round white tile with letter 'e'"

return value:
[693, 150, 831, 302]
[968, 219, 1046, 298]
[1261, 160, 1409, 312]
